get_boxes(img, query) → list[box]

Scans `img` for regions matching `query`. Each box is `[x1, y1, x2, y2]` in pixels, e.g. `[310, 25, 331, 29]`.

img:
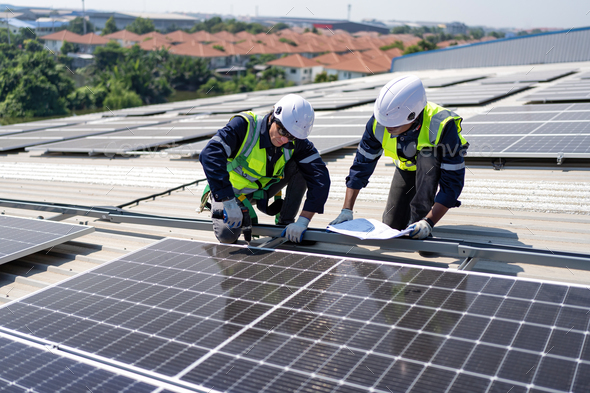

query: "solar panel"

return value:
[422, 75, 488, 88]
[0, 120, 79, 137]
[0, 118, 172, 152]
[164, 111, 369, 157]
[0, 215, 93, 265]
[578, 72, 590, 79]
[520, 79, 590, 103]
[0, 333, 160, 392]
[480, 69, 576, 84]
[307, 89, 379, 111]
[462, 103, 590, 158]
[27, 115, 231, 155]
[1, 239, 588, 393]
[426, 83, 531, 106]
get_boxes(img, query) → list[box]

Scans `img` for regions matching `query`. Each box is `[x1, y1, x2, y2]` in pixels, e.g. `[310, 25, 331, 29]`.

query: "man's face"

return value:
[385, 122, 413, 136]
[269, 121, 293, 147]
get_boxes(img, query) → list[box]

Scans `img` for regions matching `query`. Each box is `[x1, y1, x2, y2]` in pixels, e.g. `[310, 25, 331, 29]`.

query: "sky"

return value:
[7, 0, 590, 29]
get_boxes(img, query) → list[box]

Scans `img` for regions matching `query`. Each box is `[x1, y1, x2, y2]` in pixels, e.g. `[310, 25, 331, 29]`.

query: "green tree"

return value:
[101, 16, 119, 36]
[403, 39, 437, 55]
[92, 41, 125, 69]
[488, 31, 505, 39]
[314, 71, 338, 83]
[380, 40, 404, 51]
[126, 17, 156, 35]
[0, 51, 74, 117]
[469, 28, 484, 40]
[164, 55, 211, 91]
[103, 78, 142, 109]
[274, 22, 290, 31]
[60, 40, 79, 55]
[24, 40, 43, 53]
[67, 17, 94, 34]
[198, 77, 222, 95]
[391, 25, 412, 34]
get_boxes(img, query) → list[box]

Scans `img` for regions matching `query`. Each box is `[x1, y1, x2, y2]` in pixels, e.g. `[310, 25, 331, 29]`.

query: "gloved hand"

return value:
[222, 198, 242, 228]
[407, 219, 433, 239]
[281, 216, 310, 243]
[329, 208, 353, 225]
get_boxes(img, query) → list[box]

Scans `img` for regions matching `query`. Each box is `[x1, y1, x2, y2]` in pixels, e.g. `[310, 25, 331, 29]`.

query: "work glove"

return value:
[222, 198, 242, 228]
[407, 219, 433, 240]
[281, 216, 310, 243]
[329, 208, 353, 225]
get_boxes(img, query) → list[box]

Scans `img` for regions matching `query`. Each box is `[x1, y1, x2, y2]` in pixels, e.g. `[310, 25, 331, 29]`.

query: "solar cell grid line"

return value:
[0, 332, 163, 393]
[0, 215, 94, 265]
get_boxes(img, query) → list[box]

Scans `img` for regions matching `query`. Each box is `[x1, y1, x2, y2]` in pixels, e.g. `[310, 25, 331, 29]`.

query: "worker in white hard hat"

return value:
[200, 94, 330, 244]
[331, 75, 469, 240]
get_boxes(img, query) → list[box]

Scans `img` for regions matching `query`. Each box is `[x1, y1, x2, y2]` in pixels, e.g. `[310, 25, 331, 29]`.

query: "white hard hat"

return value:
[273, 94, 315, 139]
[374, 75, 427, 127]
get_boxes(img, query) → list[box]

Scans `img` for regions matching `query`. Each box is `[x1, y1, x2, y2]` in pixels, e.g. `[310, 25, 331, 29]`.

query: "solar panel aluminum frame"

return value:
[0, 215, 94, 266]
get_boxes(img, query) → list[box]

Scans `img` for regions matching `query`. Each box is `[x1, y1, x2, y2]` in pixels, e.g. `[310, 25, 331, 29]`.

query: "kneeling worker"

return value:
[330, 75, 468, 239]
[200, 94, 330, 244]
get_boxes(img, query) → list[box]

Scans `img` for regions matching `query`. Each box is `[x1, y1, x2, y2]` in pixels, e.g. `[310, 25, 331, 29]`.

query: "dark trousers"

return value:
[382, 148, 441, 230]
[212, 159, 306, 243]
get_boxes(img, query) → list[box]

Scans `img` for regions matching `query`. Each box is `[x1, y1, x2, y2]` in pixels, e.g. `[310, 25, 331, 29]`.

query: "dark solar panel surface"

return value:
[0, 118, 170, 152]
[0, 215, 93, 265]
[0, 334, 159, 393]
[0, 239, 588, 393]
[426, 83, 531, 106]
[462, 104, 590, 157]
[480, 69, 575, 84]
[422, 75, 487, 88]
[521, 79, 590, 102]
[27, 115, 231, 155]
[164, 113, 369, 157]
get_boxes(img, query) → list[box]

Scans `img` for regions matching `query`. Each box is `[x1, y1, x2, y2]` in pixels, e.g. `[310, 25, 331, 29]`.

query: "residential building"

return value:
[169, 41, 227, 69]
[324, 56, 389, 80]
[267, 54, 324, 85]
[41, 30, 109, 54]
[102, 30, 142, 46]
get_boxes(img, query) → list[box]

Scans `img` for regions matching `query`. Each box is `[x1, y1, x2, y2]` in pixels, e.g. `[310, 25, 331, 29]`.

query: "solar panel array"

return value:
[480, 69, 576, 84]
[0, 118, 171, 152]
[422, 75, 488, 88]
[462, 103, 590, 158]
[164, 110, 371, 157]
[0, 238, 588, 393]
[426, 83, 532, 106]
[27, 114, 230, 156]
[520, 78, 590, 103]
[0, 215, 93, 265]
[578, 72, 590, 79]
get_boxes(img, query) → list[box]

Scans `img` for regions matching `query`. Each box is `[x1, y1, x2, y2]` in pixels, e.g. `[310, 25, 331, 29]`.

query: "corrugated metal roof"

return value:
[392, 26, 590, 71]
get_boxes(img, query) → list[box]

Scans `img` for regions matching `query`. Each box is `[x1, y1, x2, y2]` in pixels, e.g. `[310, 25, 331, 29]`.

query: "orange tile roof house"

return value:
[137, 37, 172, 51]
[102, 30, 142, 46]
[42, 31, 109, 54]
[169, 41, 227, 69]
[324, 56, 390, 80]
[267, 54, 324, 85]
[164, 30, 194, 44]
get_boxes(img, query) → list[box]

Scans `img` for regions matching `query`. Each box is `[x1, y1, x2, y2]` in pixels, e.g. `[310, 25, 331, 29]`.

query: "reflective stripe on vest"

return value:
[227, 112, 295, 195]
[373, 102, 466, 172]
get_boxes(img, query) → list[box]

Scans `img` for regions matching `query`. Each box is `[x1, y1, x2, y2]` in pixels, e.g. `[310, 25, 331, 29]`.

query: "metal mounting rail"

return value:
[1, 198, 589, 270]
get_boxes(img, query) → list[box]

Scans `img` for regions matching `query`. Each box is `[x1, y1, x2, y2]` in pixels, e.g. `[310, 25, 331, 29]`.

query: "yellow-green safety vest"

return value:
[372, 102, 467, 171]
[226, 112, 294, 195]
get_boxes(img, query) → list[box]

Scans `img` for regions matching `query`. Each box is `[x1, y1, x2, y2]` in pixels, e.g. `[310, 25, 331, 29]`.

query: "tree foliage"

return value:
[126, 17, 156, 35]
[403, 39, 437, 55]
[314, 71, 338, 83]
[189, 17, 269, 34]
[0, 48, 74, 117]
[61, 40, 78, 55]
[67, 17, 94, 34]
[101, 16, 119, 36]
[379, 40, 404, 51]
